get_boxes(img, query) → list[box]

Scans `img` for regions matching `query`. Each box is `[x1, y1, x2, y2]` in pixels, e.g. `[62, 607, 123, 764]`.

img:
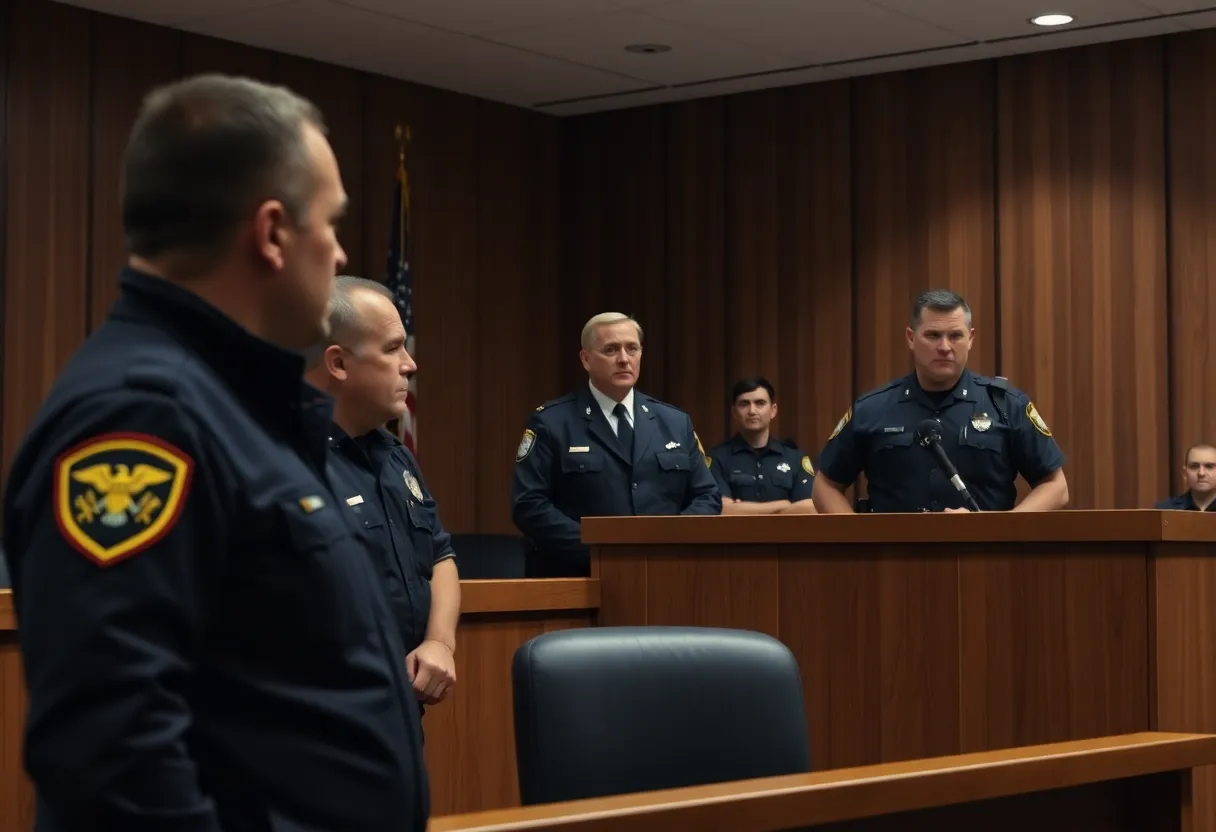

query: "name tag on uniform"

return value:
[883, 426, 904, 433]
[569, 446, 590, 453]
[346, 495, 364, 506]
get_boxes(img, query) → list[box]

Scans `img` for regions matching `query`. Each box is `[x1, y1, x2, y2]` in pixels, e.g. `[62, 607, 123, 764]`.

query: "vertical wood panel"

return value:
[558, 107, 665, 397]
[89, 15, 181, 329]
[998, 40, 1169, 510]
[3, 0, 92, 472]
[476, 101, 561, 533]
[664, 98, 726, 443]
[725, 82, 853, 456]
[1166, 29, 1216, 482]
[854, 63, 997, 392]
[180, 33, 275, 79]
[0, 0, 10, 484]
[273, 55, 366, 278]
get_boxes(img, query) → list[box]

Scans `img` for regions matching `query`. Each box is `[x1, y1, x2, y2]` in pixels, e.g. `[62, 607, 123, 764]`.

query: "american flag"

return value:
[386, 127, 416, 454]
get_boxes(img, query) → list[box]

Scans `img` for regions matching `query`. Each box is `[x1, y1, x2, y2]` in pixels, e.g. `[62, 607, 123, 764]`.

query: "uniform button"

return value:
[632, 483, 638, 490]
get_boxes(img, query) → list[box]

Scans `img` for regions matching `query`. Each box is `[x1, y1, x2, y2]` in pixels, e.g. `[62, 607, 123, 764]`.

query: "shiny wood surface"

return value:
[430, 732, 1213, 831]
[586, 511, 1216, 830]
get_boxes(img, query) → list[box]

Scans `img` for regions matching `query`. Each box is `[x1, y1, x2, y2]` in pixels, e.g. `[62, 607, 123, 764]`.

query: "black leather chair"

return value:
[449, 533, 527, 579]
[512, 626, 811, 805]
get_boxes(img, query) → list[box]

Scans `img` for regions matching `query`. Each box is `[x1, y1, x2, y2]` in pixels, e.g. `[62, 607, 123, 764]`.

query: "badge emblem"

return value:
[55, 432, 193, 566]
[971, 412, 992, 432]
[516, 428, 536, 462]
[694, 432, 711, 468]
[829, 408, 851, 440]
[1026, 402, 1052, 437]
[801, 455, 815, 476]
[777, 462, 791, 473]
[403, 471, 425, 502]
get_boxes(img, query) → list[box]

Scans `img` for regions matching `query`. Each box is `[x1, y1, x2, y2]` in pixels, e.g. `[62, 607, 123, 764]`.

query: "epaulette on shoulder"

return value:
[856, 378, 901, 404]
[643, 395, 683, 412]
[534, 392, 577, 413]
[122, 357, 183, 398]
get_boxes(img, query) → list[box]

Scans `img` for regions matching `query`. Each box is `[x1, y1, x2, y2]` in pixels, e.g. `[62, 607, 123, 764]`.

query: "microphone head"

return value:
[915, 418, 943, 447]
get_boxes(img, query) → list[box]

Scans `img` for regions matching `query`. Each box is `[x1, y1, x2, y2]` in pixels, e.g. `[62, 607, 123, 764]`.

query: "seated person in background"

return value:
[1155, 443, 1216, 512]
[708, 377, 817, 515]
[510, 312, 721, 577]
[813, 289, 1069, 513]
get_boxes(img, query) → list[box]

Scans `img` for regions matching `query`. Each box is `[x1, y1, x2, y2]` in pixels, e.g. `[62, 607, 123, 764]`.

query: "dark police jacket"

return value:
[817, 369, 1066, 512]
[708, 435, 815, 503]
[327, 425, 456, 653]
[2, 269, 427, 832]
[1154, 492, 1216, 511]
[510, 386, 721, 576]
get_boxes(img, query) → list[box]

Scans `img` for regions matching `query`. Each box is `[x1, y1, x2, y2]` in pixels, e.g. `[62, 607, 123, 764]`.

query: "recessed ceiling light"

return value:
[624, 43, 671, 54]
[1030, 13, 1074, 26]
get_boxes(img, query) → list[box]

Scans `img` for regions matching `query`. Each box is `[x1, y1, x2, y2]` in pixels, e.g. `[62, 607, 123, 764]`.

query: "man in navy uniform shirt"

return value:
[812, 289, 1069, 514]
[306, 276, 460, 708]
[511, 312, 721, 576]
[1155, 443, 1216, 511]
[708, 377, 817, 515]
[2, 75, 428, 831]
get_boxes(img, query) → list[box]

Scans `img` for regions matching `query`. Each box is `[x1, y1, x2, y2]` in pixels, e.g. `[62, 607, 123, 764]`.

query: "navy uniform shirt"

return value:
[327, 425, 455, 654]
[510, 385, 721, 576]
[2, 268, 428, 832]
[708, 436, 815, 503]
[817, 369, 1066, 512]
[1154, 492, 1216, 511]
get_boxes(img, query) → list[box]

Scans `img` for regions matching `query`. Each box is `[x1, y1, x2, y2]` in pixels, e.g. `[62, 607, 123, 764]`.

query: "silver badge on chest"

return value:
[971, 412, 992, 432]
[403, 470, 424, 502]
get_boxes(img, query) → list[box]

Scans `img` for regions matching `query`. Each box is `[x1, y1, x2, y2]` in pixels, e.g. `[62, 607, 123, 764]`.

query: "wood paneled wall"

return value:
[2, 0, 1213, 520]
[562, 33, 1214, 511]
[0, 0, 560, 535]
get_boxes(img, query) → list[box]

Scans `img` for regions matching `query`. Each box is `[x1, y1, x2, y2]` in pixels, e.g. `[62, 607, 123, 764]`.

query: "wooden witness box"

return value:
[584, 509, 1216, 830]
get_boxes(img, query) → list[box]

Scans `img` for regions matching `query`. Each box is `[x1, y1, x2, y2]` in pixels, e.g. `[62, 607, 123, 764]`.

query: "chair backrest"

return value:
[512, 626, 811, 805]
[449, 533, 527, 579]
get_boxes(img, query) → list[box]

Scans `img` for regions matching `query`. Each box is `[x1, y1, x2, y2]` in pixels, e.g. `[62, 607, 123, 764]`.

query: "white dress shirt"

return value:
[588, 382, 634, 437]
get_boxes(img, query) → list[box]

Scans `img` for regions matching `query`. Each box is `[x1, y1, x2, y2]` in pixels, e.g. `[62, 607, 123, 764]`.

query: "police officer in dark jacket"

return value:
[1155, 443, 1216, 511]
[708, 377, 817, 515]
[813, 289, 1070, 513]
[2, 75, 427, 832]
[511, 312, 721, 576]
[305, 276, 460, 708]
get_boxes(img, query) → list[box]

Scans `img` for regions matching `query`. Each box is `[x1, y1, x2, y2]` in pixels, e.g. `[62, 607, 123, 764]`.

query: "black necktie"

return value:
[614, 403, 633, 456]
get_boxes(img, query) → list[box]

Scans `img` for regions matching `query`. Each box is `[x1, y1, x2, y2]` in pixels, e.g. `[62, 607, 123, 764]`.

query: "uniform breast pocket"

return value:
[561, 451, 605, 475]
[958, 427, 1010, 480]
[728, 472, 757, 489]
[772, 470, 794, 492]
[406, 499, 439, 579]
[655, 451, 691, 498]
[869, 432, 915, 481]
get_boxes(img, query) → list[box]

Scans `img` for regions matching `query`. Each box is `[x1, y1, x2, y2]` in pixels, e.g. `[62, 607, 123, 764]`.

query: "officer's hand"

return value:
[944, 507, 971, 513]
[407, 640, 457, 704]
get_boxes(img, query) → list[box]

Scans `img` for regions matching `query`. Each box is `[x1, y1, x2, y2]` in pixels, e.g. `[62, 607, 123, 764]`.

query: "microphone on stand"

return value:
[914, 418, 982, 512]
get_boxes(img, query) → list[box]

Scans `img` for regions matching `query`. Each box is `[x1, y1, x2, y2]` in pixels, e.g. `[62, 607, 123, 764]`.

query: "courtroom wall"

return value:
[562, 33, 1216, 511]
[0, 0, 562, 535]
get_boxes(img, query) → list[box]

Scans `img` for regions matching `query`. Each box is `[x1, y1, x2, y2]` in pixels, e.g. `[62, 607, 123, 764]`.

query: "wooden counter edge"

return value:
[0, 589, 13, 631]
[0, 581, 601, 628]
[428, 732, 1216, 831]
[460, 579, 600, 615]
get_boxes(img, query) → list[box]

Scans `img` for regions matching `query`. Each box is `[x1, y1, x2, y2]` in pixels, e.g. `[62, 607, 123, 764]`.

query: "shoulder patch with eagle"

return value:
[55, 432, 194, 566]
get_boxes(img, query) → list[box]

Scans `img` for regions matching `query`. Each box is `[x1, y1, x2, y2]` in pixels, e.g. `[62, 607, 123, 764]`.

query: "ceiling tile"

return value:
[645, 0, 969, 65]
[332, 0, 622, 36]
[828, 41, 1006, 76]
[871, 0, 1157, 42]
[1134, 0, 1216, 11]
[540, 66, 841, 115]
[53, 0, 288, 26]
[180, 0, 647, 106]
[994, 15, 1187, 52]
[485, 8, 799, 86]
[1173, 9, 1216, 25]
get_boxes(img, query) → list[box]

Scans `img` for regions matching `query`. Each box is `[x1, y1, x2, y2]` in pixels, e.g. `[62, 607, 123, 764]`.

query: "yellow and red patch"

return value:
[54, 432, 194, 566]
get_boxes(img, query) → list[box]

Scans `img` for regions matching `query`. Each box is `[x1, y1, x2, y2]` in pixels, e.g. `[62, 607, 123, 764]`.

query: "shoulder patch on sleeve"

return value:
[801, 455, 815, 475]
[516, 428, 537, 462]
[694, 432, 711, 468]
[829, 408, 852, 441]
[1026, 402, 1052, 436]
[55, 432, 194, 567]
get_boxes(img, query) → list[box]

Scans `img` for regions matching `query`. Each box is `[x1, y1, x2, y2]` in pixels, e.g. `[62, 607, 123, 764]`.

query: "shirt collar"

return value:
[111, 266, 312, 414]
[588, 381, 634, 424]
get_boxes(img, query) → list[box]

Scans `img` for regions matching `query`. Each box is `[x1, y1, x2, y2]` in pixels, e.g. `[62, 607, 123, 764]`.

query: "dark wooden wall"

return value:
[563, 32, 1216, 512]
[1, 0, 1213, 521]
[0, 0, 561, 535]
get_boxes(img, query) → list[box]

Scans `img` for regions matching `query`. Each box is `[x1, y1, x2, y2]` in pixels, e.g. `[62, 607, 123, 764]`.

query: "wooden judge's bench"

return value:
[3, 510, 1216, 831]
